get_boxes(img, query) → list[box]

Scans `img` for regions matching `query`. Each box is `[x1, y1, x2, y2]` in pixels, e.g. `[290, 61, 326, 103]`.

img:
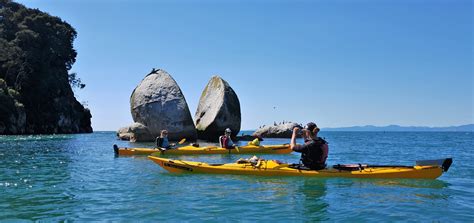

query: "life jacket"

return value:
[301, 137, 328, 169]
[156, 137, 163, 148]
[219, 135, 231, 148]
[247, 138, 260, 146]
[156, 137, 170, 149]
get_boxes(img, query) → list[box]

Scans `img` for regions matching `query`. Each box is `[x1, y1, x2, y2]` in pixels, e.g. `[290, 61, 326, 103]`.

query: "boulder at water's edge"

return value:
[195, 76, 241, 140]
[253, 122, 302, 138]
[118, 69, 196, 141]
[117, 122, 154, 142]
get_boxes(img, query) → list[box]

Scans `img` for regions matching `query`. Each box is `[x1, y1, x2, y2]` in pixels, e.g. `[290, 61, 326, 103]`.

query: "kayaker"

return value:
[219, 128, 235, 149]
[156, 130, 175, 150]
[248, 135, 263, 146]
[290, 122, 329, 170]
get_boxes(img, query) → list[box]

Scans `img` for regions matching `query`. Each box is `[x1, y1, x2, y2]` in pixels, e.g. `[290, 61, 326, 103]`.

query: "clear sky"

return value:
[16, 0, 473, 130]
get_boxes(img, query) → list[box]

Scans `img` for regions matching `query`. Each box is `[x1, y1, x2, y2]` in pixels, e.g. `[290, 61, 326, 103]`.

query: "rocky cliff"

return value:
[0, 1, 92, 134]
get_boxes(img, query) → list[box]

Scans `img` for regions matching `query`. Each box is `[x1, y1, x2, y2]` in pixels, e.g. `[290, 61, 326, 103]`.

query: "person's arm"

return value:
[229, 138, 237, 147]
[219, 136, 224, 148]
[291, 127, 304, 152]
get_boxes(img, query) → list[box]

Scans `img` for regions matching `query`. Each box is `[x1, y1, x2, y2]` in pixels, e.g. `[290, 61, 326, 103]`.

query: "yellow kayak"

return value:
[148, 156, 452, 179]
[113, 144, 292, 156]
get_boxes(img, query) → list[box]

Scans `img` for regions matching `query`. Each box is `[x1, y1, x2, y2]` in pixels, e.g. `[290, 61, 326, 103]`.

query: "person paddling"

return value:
[290, 122, 329, 170]
[219, 128, 236, 149]
[156, 130, 175, 150]
[248, 135, 263, 146]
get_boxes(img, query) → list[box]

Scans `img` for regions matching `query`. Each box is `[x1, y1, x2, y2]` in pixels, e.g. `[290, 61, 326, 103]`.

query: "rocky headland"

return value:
[0, 1, 92, 134]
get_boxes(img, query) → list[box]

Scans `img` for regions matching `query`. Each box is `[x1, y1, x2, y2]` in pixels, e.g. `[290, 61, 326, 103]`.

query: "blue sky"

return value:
[17, 0, 473, 130]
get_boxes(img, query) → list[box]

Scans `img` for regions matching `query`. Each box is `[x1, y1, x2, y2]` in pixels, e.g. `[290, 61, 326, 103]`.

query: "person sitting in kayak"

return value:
[219, 128, 236, 149]
[248, 135, 263, 146]
[290, 122, 328, 170]
[156, 130, 175, 150]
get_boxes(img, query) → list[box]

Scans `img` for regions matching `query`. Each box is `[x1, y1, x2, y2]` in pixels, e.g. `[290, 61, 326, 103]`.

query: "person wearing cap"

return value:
[290, 122, 329, 170]
[156, 130, 175, 150]
[219, 128, 235, 149]
[248, 135, 263, 146]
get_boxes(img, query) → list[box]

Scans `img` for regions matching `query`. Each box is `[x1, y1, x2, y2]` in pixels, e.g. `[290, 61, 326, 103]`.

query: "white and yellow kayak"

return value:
[148, 156, 452, 179]
[113, 144, 292, 156]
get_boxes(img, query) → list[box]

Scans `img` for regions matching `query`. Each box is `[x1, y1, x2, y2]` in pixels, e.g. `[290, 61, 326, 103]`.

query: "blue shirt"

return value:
[161, 137, 170, 148]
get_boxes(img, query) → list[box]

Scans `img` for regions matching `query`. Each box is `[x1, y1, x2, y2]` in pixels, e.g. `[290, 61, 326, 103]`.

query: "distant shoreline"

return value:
[322, 124, 474, 132]
[241, 124, 474, 132]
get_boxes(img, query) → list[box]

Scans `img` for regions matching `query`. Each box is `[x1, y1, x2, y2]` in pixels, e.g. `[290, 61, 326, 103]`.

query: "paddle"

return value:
[157, 138, 186, 151]
[226, 146, 240, 154]
[178, 138, 186, 145]
[227, 144, 240, 154]
[169, 138, 187, 150]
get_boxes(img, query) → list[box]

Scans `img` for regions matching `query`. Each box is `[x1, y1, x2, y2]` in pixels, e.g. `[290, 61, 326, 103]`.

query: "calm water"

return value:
[0, 131, 473, 221]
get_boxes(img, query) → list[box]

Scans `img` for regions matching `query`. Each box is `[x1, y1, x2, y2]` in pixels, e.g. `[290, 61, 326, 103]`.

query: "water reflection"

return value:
[223, 176, 330, 221]
[298, 179, 329, 221]
[361, 179, 449, 189]
[329, 178, 451, 212]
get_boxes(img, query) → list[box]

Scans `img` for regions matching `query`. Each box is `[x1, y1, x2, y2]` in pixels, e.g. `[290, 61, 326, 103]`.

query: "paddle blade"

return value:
[178, 138, 186, 144]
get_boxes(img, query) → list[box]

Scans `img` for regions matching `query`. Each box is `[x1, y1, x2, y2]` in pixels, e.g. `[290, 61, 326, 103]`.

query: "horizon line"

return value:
[91, 123, 474, 132]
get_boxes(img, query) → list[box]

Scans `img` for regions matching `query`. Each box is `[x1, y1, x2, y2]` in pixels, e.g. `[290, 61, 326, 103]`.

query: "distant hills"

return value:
[323, 124, 474, 132]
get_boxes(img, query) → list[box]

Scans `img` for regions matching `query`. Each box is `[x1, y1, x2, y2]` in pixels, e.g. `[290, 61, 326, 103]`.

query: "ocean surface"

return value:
[0, 131, 472, 222]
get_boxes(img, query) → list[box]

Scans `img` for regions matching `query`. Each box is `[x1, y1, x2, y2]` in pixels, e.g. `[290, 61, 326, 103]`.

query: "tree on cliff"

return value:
[0, 0, 92, 134]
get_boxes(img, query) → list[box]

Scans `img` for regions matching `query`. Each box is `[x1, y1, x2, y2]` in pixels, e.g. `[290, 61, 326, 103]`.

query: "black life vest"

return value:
[301, 137, 327, 169]
[156, 137, 164, 148]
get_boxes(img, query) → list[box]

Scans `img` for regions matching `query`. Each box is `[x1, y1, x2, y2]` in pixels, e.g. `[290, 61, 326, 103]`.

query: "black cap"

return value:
[305, 122, 318, 132]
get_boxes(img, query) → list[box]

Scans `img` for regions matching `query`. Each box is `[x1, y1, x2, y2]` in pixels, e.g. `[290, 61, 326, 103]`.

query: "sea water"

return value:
[0, 131, 472, 221]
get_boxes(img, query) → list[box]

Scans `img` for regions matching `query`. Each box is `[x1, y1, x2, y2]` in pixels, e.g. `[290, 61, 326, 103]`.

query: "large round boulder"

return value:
[127, 69, 196, 141]
[195, 76, 241, 140]
[253, 122, 302, 138]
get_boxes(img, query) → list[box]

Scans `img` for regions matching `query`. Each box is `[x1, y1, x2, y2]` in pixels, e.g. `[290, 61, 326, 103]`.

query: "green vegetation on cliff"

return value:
[0, 0, 92, 134]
